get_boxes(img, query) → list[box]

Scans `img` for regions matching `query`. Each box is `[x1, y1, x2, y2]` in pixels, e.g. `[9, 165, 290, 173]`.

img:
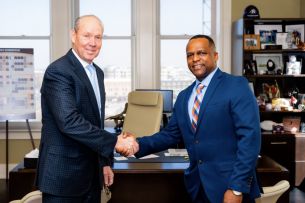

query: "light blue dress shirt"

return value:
[188, 67, 219, 122]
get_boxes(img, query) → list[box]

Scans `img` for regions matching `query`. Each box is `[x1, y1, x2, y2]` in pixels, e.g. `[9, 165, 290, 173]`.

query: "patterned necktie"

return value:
[87, 64, 101, 116]
[191, 83, 204, 131]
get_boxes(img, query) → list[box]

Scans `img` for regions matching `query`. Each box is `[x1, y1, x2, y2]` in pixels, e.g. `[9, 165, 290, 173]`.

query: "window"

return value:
[159, 0, 214, 101]
[79, 0, 133, 117]
[0, 0, 50, 122]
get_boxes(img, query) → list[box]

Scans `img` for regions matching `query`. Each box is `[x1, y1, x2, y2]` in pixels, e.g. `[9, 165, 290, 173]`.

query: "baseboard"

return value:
[0, 164, 18, 179]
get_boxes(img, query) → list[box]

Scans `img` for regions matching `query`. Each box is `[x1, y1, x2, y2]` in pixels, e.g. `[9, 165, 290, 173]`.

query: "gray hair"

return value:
[74, 15, 104, 32]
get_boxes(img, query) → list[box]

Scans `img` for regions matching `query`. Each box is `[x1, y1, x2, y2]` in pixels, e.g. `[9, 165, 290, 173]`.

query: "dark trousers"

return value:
[193, 184, 210, 203]
[42, 179, 101, 203]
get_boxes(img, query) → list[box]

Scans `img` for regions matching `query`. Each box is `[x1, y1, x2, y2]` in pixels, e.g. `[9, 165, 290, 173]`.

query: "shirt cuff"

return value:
[232, 190, 242, 196]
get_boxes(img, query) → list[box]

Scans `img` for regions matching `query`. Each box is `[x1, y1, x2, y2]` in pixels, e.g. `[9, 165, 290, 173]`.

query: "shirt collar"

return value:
[72, 49, 93, 68]
[195, 67, 219, 88]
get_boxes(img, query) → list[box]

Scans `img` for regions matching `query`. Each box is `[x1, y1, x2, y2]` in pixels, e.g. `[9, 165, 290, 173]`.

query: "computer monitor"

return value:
[135, 89, 173, 113]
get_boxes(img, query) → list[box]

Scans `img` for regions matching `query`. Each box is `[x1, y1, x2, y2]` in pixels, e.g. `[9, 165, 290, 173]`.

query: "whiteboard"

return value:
[0, 48, 36, 120]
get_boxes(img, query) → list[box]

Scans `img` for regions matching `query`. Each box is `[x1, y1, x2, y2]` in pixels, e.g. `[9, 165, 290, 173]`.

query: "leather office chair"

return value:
[255, 180, 290, 203]
[9, 190, 42, 203]
[122, 91, 163, 137]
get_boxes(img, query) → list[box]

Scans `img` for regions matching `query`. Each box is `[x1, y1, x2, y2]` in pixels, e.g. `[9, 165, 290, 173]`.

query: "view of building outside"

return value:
[0, 0, 212, 121]
[160, 0, 211, 101]
[89, 0, 211, 117]
[80, 0, 132, 118]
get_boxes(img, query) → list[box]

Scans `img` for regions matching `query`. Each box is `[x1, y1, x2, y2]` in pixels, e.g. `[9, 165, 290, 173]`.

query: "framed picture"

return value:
[283, 117, 301, 133]
[253, 53, 283, 75]
[285, 24, 305, 48]
[244, 34, 260, 50]
[276, 32, 289, 49]
[243, 59, 257, 75]
[254, 24, 282, 49]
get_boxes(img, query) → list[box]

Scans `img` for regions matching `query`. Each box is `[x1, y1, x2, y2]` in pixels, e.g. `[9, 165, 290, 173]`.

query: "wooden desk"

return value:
[9, 156, 289, 203]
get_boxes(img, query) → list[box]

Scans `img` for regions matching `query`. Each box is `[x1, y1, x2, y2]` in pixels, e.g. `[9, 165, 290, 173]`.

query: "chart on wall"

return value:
[0, 48, 36, 120]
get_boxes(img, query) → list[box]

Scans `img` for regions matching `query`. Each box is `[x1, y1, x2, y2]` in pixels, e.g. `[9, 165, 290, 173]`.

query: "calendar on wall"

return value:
[0, 48, 36, 120]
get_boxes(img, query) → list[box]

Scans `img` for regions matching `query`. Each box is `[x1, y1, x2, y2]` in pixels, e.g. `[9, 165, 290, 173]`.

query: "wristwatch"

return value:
[232, 190, 242, 196]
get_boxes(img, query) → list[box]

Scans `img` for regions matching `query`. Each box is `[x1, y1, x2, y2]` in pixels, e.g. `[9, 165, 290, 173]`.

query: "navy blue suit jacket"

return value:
[136, 69, 261, 202]
[36, 49, 117, 196]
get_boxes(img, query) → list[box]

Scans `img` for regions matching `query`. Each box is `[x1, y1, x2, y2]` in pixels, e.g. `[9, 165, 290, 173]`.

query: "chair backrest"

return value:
[255, 180, 290, 203]
[122, 91, 163, 137]
[9, 190, 42, 203]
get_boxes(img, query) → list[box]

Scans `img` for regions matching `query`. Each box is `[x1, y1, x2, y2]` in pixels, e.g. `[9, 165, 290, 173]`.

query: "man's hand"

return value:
[223, 190, 242, 203]
[103, 166, 114, 187]
[115, 131, 139, 156]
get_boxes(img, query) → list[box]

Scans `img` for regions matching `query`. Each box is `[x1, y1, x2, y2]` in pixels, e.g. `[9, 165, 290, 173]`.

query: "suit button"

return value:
[195, 140, 199, 144]
[198, 160, 203, 164]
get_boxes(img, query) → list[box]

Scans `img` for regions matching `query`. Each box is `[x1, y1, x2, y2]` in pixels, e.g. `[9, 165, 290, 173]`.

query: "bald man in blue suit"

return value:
[129, 35, 261, 203]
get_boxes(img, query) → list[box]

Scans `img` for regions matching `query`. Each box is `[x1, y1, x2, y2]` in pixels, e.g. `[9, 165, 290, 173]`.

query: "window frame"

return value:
[0, 0, 232, 136]
[0, 0, 52, 132]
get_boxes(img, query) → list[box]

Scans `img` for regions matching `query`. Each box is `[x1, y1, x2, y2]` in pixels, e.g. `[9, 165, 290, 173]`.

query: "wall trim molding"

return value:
[0, 131, 41, 140]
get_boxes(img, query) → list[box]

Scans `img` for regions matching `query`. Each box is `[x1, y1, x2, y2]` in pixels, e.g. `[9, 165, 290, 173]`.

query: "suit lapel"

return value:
[196, 69, 223, 131]
[183, 82, 197, 133]
[67, 50, 101, 121]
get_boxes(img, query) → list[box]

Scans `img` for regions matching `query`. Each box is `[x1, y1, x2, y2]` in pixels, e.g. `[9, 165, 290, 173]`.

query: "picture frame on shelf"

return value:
[285, 24, 305, 41]
[244, 34, 260, 50]
[254, 24, 282, 49]
[253, 53, 283, 75]
[276, 32, 290, 49]
[243, 59, 257, 75]
[285, 24, 305, 49]
[283, 116, 301, 133]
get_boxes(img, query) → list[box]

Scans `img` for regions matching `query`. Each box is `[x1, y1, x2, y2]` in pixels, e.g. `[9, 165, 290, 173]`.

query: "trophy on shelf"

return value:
[286, 55, 302, 75]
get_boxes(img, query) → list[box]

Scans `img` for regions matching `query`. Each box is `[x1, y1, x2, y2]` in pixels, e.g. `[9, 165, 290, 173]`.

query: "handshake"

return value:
[115, 132, 139, 157]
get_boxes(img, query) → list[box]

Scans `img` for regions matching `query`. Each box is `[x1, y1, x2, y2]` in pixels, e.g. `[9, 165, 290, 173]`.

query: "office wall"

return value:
[301, 0, 305, 17]
[232, 0, 302, 22]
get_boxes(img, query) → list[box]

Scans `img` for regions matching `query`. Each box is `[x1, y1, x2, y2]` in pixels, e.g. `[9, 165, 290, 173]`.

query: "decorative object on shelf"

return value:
[271, 98, 291, 111]
[260, 120, 276, 131]
[297, 93, 305, 111]
[264, 44, 282, 50]
[243, 60, 257, 75]
[262, 80, 280, 102]
[266, 59, 276, 74]
[288, 86, 300, 109]
[283, 117, 301, 133]
[296, 39, 305, 50]
[243, 5, 260, 19]
[265, 103, 273, 111]
[253, 53, 283, 75]
[286, 55, 302, 75]
[272, 124, 285, 134]
[243, 34, 260, 50]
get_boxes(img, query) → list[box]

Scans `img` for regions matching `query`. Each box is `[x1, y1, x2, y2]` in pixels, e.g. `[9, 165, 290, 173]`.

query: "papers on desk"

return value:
[114, 156, 129, 161]
[114, 154, 159, 161]
[139, 154, 159, 159]
[165, 148, 188, 157]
